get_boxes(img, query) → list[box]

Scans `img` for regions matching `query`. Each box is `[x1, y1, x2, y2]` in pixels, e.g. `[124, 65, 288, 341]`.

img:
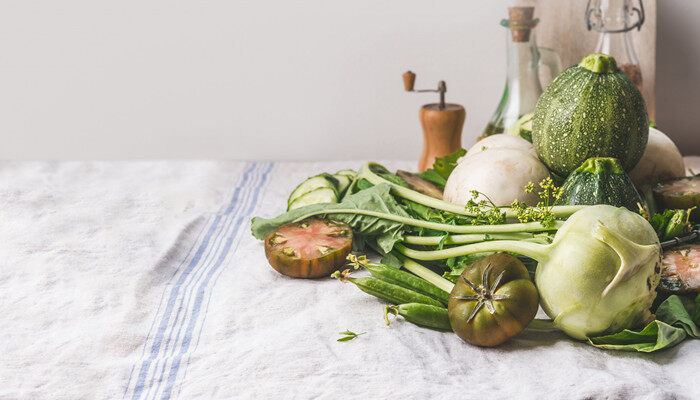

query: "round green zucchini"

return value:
[532, 53, 649, 177]
[555, 157, 643, 212]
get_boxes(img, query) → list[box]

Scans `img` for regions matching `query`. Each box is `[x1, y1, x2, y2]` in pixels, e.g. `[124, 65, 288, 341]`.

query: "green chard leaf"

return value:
[655, 295, 700, 338]
[367, 164, 408, 187]
[251, 184, 409, 253]
[417, 169, 447, 188]
[380, 252, 403, 269]
[418, 148, 467, 188]
[588, 321, 687, 352]
[588, 295, 700, 352]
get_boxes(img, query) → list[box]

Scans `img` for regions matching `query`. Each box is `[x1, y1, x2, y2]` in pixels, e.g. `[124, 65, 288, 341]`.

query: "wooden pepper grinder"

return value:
[403, 71, 466, 172]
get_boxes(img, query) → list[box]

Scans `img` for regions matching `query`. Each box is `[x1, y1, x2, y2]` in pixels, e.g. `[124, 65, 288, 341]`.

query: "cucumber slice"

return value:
[333, 174, 352, 195]
[336, 169, 357, 178]
[288, 174, 339, 206]
[288, 187, 338, 210]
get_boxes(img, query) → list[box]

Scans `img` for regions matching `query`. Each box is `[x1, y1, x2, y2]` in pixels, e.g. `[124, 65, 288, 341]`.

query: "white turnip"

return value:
[444, 148, 550, 206]
[628, 127, 685, 187]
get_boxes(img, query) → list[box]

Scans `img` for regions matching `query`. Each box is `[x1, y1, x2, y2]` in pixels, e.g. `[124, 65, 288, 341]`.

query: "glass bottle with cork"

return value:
[482, 7, 562, 138]
[585, 0, 645, 92]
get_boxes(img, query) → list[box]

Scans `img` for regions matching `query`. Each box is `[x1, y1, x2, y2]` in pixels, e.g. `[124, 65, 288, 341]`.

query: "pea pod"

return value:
[362, 263, 450, 305]
[333, 272, 443, 307]
[384, 303, 451, 331]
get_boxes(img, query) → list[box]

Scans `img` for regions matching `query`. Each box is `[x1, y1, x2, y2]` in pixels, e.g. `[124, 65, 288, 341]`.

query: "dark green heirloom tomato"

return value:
[448, 253, 539, 347]
[264, 218, 353, 278]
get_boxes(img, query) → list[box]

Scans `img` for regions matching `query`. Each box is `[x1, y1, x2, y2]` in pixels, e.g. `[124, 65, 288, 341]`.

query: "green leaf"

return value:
[649, 209, 693, 241]
[355, 178, 374, 191]
[655, 295, 700, 338]
[693, 294, 700, 326]
[588, 295, 700, 352]
[437, 233, 450, 250]
[417, 148, 466, 189]
[336, 330, 365, 342]
[380, 252, 402, 269]
[251, 184, 409, 253]
[417, 169, 447, 188]
[367, 164, 408, 187]
[427, 148, 467, 181]
[588, 321, 687, 352]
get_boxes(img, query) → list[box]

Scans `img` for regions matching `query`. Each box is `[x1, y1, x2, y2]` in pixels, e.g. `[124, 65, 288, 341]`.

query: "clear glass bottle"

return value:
[586, 0, 645, 91]
[483, 7, 562, 138]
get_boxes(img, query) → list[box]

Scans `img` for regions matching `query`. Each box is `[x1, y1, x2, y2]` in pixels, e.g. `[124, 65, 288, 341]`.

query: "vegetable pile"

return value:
[251, 53, 699, 353]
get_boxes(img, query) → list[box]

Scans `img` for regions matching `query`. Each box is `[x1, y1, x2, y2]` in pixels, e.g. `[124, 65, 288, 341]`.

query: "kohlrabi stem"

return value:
[358, 162, 586, 219]
[402, 232, 538, 245]
[392, 252, 455, 293]
[294, 209, 564, 234]
[394, 240, 549, 262]
[525, 319, 557, 332]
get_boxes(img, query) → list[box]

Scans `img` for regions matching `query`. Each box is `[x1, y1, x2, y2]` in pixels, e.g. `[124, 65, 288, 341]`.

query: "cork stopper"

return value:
[508, 7, 536, 42]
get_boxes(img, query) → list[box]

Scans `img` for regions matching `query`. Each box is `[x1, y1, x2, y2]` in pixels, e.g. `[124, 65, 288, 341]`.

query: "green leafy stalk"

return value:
[391, 252, 455, 293]
[251, 184, 567, 255]
[402, 232, 543, 245]
[278, 208, 564, 234]
[394, 240, 550, 262]
[358, 162, 586, 220]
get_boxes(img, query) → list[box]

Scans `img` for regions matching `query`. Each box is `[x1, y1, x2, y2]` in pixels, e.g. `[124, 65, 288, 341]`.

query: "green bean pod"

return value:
[346, 276, 443, 307]
[385, 303, 451, 331]
[363, 263, 450, 305]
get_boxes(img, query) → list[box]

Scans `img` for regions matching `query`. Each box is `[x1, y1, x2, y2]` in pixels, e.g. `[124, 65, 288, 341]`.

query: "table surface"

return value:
[1, 160, 697, 400]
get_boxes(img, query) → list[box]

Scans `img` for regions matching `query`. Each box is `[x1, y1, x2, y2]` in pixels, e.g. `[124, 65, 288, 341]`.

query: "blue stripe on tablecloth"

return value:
[158, 162, 273, 399]
[142, 167, 265, 399]
[125, 163, 256, 399]
[124, 162, 275, 399]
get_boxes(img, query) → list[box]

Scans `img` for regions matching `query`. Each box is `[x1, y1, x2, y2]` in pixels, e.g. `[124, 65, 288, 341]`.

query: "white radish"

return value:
[628, 127, 685, 187]
[444, 148, 550, 206]
[465, 134, 538, 159]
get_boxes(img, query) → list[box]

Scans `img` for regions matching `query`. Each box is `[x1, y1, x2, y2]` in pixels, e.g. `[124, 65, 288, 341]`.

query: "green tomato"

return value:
[448, 253, 539, 347]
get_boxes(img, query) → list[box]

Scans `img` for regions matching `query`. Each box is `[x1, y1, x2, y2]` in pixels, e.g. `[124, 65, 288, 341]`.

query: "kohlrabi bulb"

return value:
[535, 205, 661, 340]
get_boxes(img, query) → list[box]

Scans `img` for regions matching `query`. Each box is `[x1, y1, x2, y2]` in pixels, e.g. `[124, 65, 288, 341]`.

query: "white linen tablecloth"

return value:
[1, 160, 698, 400]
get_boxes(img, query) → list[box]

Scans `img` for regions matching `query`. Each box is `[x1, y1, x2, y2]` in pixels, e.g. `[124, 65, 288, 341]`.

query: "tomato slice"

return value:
[264, 218, 353, 278]
[658, 244, 700, 295]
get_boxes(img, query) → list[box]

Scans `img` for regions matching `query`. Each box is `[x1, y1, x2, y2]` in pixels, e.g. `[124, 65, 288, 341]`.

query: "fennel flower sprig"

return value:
[510, 177, 563, 229]
[464, 190, 507, 225]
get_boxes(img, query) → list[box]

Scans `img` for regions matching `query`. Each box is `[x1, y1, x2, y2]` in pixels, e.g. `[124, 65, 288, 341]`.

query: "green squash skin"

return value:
[555, 157, 644, 212]
[532, 63, 649, 177]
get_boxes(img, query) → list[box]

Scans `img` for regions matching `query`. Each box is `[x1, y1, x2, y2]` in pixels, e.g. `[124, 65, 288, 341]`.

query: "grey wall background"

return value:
[0, 0, 696, 161]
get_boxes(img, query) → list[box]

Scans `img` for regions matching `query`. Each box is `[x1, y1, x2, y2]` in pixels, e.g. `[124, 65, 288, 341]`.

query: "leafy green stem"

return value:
[358, 162, 585, 219]
[293, 208, 565, 234]
[391, 251, 456, 292]
[394, 240, 549, 262]
[402, 232, 537, 245]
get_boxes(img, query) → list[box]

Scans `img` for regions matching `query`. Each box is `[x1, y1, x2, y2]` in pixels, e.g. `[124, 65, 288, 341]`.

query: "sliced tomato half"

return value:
[658, 243, 700, 295]
[264, 218, 353, 278]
